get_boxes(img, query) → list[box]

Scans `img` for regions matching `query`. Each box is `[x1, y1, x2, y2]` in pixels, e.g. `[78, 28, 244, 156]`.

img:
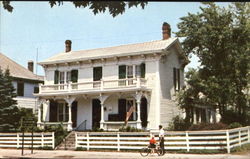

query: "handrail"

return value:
[75, 120, 87, 131]
[40, 78, 147, 93]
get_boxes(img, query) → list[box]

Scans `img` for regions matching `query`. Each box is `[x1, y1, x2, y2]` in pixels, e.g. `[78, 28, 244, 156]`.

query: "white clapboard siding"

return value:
[0, 132, 54, 149]
[76, 126, 250, 153]
[14, 97, 37, 110]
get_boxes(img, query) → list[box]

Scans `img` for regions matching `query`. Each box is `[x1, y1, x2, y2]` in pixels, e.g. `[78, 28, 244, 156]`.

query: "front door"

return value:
[92, 99, 101, 129]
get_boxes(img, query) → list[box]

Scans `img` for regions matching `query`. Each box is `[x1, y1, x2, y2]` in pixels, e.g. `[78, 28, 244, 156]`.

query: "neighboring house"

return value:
[35, 22, 190, 131]
[0, 53, 44, 113]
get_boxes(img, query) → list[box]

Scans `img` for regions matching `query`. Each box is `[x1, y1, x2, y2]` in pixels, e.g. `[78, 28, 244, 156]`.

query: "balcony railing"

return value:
[39, 77, 147, 94]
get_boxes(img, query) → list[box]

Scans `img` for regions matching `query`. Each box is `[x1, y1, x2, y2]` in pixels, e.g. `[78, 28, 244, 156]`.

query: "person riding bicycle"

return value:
[148, 135, 157, 154]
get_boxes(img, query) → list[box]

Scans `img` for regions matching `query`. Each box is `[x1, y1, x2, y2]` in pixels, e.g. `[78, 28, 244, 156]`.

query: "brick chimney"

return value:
[162, 22, 171, 40]
[28, 60, 34, 72]
[65, 40, 72, 52]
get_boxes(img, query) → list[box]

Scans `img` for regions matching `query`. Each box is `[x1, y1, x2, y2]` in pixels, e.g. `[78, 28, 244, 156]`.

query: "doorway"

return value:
[92, 99, 101, 129]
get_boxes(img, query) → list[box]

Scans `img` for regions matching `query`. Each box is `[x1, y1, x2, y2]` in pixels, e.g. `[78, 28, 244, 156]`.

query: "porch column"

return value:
[205, 109, 209, 123]
[135, 91, 142, 129]
[198, 109, 202, 123]
[99, 94, 109, 129]
[144, 93, 151, 129]
[37, 99, 45, 128]
[64, 96, 76, 131]
[193, 107, 197, 124]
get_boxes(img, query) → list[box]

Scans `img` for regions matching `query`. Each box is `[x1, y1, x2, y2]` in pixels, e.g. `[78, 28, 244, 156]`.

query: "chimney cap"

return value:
[65, 40, 72, 44]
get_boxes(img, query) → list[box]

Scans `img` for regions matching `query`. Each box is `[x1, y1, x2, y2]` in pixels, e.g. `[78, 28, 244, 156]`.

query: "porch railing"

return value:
[39, 77, 147, 93]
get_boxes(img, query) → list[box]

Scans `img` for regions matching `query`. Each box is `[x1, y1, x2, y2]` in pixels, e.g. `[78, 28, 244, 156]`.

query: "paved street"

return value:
[0, 149, 249, 159]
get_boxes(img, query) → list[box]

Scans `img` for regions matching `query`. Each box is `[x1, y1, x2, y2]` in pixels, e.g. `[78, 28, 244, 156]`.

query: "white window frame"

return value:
[57, 102, 69, 122]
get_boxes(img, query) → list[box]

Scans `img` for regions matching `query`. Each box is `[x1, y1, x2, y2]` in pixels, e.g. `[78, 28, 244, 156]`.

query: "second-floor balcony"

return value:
[39, 77, 147, 95]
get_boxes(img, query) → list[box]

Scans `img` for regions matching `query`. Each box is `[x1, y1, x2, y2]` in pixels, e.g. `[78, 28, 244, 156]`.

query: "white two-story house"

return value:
[35, 22, 189, 131]
[0, 53, 44, 113]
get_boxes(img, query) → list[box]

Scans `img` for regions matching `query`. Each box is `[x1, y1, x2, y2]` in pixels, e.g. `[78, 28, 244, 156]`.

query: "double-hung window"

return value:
[118, 63, 145, 86]
[173, 67, 181, 92]
[57, 102, 69, 122]
[54, 70, 78, 90]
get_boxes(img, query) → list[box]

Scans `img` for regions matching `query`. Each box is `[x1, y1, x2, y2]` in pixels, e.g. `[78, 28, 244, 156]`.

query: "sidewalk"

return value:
[0, 149, 249, 159]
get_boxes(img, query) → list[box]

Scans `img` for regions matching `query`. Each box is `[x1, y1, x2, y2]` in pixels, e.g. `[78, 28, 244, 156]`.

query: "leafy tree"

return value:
[176, 2, 250, 125]
[0, 68, 20, 132]
[1, 1, 148, 17]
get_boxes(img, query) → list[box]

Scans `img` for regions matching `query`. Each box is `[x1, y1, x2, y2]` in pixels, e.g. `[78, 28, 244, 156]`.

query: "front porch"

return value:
[36, 90, 151, 131]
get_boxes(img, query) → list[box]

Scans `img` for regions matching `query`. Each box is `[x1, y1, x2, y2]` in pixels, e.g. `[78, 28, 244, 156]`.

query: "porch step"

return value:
[56, 131, 76, 150]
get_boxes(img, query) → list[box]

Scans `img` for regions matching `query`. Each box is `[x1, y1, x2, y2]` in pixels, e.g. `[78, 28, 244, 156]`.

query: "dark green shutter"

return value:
[49, 100, 58, 122]
[140, 63, 145, 78]
[119, 65, 126, 79]
[173, 68, 176, 91]
[118, 99, 127, 121]
[71, 70, 78, 83]
[54, 70, 59, 84]
[93, 67, 102, 81]
[177, 69, 180, 91]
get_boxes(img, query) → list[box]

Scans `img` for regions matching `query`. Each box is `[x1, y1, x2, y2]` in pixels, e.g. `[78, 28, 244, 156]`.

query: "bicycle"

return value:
[140, 144, 164, 157]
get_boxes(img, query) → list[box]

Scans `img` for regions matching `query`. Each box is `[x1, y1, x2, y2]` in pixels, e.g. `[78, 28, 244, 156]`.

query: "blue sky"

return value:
[0, 2, 230, 76]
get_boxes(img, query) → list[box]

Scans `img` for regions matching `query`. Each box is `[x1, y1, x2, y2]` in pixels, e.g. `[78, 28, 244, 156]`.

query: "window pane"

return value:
[58, 103, 64, 121]
[71, 70, 78, 83]
[34, 87, 39, 93]
[136, 65, 141, 77]
[127, 66, 133, 78]
[59, 72, 65, 84]
[66, 71, 71, 83]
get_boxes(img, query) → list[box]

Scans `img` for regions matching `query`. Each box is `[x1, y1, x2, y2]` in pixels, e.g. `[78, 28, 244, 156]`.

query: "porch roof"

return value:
[34, 87, 151, 98]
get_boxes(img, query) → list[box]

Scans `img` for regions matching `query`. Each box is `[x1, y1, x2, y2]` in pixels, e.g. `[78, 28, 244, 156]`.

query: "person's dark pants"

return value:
[160, 137, 165, 154]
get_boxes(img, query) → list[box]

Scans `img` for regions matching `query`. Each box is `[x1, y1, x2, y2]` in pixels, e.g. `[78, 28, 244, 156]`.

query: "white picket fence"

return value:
[75, 126, 250, 153]
[0, 132, 55, 149]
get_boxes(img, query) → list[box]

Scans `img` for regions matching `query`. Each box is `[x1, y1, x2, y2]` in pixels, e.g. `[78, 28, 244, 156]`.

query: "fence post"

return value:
[185, 131, 190, 152]
[248, 126, 250, 143]
[17, 133, 20, 148]
[75, 132, 78, 149]
[117, 132, 120, 151]
[226, 130, 230, 153]
[41, 132, 44, 147]
[238, 129, 241, 147]
[52, 132, 55, 149]
[87, 132, 90, 151]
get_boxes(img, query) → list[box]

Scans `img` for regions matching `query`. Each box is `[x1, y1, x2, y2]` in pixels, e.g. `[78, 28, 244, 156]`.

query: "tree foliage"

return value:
[1, 1, 148, 17]
[0, 68, 20, 132]
[176, 2, 250, 125]
[0, 68, 36, 132]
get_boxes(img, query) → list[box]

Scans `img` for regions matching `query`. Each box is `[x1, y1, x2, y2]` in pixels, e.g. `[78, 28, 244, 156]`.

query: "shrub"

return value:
[221, 109, 244, 125]
[167, 115, 191, 131]
[227, 122, 242, 129]
[188, 122, 228, 131]
[118, 126, 144, 132]
[43, 124, 69, 147]
[75, 147, 87, 151]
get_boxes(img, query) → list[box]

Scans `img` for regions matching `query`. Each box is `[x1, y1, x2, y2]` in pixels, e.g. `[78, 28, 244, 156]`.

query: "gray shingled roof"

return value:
[0, 53, 44, 82]
[39, 38, 179, 65]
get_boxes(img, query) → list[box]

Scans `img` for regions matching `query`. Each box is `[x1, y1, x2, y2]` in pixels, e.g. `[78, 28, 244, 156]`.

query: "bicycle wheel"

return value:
[156, 147, 164, 156]
[140, 147, 150, 157]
